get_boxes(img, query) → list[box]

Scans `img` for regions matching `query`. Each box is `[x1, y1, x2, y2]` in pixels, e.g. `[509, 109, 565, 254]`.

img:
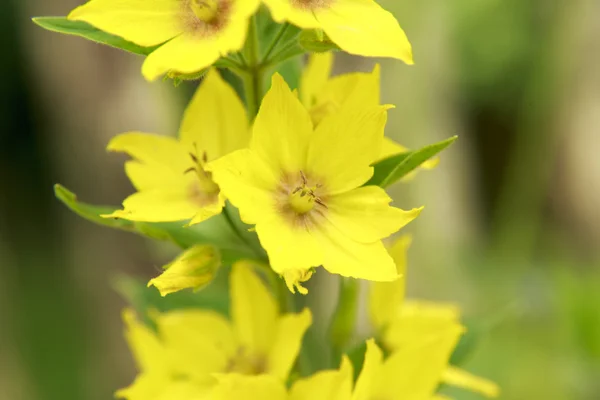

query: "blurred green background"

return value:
[1, 0, 599, 399]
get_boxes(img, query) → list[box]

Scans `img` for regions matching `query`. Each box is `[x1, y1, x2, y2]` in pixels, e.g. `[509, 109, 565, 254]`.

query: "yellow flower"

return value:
[301, 52, 439, 169]
[102, 69, 249, 225]
[148, 245, 221, 296]
[207, 74, 422, 290]
[68, 0, 260, 80]
[352, 338, 464, 400]
[117, 262, 312, 400]
[368, 237, 500, 398]
[262, 0, 413, 64]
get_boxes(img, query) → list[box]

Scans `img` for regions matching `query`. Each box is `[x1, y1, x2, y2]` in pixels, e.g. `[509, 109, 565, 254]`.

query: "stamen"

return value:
[190, 0, 219, 22]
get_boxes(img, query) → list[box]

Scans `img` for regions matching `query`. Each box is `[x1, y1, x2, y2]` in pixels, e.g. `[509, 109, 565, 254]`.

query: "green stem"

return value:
[329, 278, 359, 360]
[241, 15, 262, 120]
[261, 23, 291, 64]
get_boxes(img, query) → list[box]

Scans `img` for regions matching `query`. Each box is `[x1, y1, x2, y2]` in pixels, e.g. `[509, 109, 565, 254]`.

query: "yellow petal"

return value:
[211, 374, 287, 400]
[124, 161, 187, 191]
[187, 193, 226, 226]
[323, 64, 381, 110]
[267, 308, 312, 380]
[154, 309, 235, 380]
[374, 322, 465, 400]
[308, 104, 390, 194]
[369, 235, 412, 331]
[142, 34, 221, 81]
[283, 269, 314, 295]
[115, 372, 171, 400]
[300, 52, 334, 107]
[121, 309, 168, 373]
[441, 366, 500, 398]
[352, 339, 383, 400]
[107, 132, 191, 173]
[230, 261, 279, 358]
[148, 245, 221, 296]
[252, 74, 314, 174]
[101, 187, 201, 222]
[316, 0, 413, 64]
[325, 186, 422, 243]
[291, 355, 353, 400]
[316, 220, 397, 282]
[255, 215, 323, 275]
[206, 148, 279, 225]
[179, 69, 249, 160]
[384, 300, 462, 350]
[262, 0, 321, 28]
[68, 0, 182, 47]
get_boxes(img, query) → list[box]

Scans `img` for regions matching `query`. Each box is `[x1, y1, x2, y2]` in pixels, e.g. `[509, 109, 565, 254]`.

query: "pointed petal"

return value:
[323, 64, 380, 110]
[115, 372, 171, 400]
[308, 104, 390, 194]
[211, 374, 287, 400]
[369, 235, 411, 331]
[290, 355, 353, 400]
[301, 52, 334, 107]
[121, 309, 168, 373]
[352, 339, 384, 400]
[124, 160, 185, 191]
[107, 132, 191, 173]
[262, 0, 321, 28]
[255, 214, 323, 275]
[102, 187, 200, 222]
[374, 322, 464, 400]
[325, 186, 422, 243]
[68, 0, 182, 47]
[441, 366, 500, 398]
[378, 137, 409, 161]
[252, 74, 314, 174]
[179, 69, 249, 160]
[230, 262, 279, 357]
[384, 300, 462, 351]
[316, 220, 397, 282]
[142, 34, 221, 81]
[206, 149, 279, 225]
[267, 308, 312, 380]
[154, 309, 235, 379]
[317, 0, 413, 63]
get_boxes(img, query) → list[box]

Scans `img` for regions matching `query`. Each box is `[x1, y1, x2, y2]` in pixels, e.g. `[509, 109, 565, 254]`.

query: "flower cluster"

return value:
[34, 0, 499, 399]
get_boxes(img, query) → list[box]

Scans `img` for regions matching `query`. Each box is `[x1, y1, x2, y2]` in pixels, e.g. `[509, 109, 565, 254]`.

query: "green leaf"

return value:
[367, 136, 458, 188]
[299, 30, 340, 53]
[32, 17, 159, 55]
[54, 184, 266, 265]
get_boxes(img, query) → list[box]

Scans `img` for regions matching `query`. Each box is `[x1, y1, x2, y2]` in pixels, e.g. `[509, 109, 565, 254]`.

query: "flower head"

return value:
[368, 237, 501, 399]
[301, 52, 439, 169]
[208, 74, 422, 290]
[263, 0, 413, 64]
[117, 262, 312, 399]
[103, 69, 249, 225]
[68, 0, 260, 80]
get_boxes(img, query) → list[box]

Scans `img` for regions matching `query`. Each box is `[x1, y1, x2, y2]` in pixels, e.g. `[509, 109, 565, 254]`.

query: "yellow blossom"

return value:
[368, 237, 500, 398]
[117, 262, 312, 400]
[148, 245, 221, 296]
[207, 74, 422, 290]
[102, 69, 249, 225]
[68, 0, 259, 81]
[262, 0, 413, 64]
[301, 52, 439, 170]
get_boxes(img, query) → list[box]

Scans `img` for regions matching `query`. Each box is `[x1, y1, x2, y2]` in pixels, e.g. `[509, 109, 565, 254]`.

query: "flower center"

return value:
[189, 0, 219, 22]
[226, 348, 266, 375]
[288, 171, 325, 215]
[186, 149, 220, 206]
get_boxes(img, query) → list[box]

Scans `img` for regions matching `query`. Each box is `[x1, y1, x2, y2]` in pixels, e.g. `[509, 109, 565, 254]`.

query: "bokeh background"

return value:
[1, 0, 599, 399]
